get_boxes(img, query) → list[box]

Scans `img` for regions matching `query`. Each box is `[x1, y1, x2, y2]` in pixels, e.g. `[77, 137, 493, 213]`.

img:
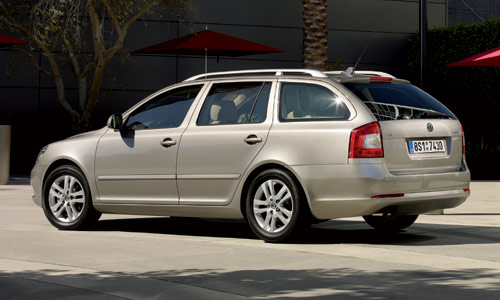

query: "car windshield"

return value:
[342, 82, 456, 121]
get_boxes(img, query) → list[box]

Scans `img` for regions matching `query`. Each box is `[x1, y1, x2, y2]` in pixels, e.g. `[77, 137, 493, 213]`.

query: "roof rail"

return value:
[324, 70, 395, 78]
[184, 69, 328, 81]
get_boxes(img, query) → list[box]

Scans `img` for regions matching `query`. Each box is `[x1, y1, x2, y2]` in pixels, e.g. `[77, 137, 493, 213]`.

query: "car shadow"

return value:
[92, 217, 258, 240]
[89, 217, 500, 246]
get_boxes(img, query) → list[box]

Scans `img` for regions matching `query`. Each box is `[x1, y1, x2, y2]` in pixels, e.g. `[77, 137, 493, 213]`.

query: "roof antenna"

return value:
[343, 31, 377, 77]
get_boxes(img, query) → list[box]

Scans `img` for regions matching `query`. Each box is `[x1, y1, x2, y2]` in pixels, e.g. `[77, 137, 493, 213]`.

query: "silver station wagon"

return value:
[31, 69, 471, 242]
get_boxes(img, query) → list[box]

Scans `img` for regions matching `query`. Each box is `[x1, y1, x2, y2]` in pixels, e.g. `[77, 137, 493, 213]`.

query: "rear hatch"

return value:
[342, 78, 464, 175]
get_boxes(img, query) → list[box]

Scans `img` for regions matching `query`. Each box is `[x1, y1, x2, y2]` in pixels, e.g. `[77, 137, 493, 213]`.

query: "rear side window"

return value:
[343, 82, 456, 120]
[279, 82, 350, 122]
[197, 82, 271, 125]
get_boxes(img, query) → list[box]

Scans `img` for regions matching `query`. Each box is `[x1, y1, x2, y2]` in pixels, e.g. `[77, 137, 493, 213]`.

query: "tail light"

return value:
[460, 123, 465, 155]
[349, 122, 384, 158]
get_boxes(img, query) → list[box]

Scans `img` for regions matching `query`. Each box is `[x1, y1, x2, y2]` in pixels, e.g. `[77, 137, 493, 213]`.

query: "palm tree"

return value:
[302, 0, 328, 70]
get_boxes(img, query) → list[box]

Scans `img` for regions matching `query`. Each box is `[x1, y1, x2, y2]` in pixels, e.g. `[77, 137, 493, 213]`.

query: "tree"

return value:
[302, 0, 328, 71]
[0, 0, 189, 132]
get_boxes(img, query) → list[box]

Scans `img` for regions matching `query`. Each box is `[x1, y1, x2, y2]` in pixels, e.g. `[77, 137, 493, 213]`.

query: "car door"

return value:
[176, 80, 275, 205]
[94, 84, 205, 204]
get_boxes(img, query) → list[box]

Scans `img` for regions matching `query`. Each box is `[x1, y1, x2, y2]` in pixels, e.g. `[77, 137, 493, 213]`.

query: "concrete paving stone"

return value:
[0, 275, 122, 300]
[1, 181, 500, 299]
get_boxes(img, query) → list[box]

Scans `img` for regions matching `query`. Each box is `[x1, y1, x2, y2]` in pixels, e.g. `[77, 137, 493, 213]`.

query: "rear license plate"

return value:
[408, 140, 446, 154]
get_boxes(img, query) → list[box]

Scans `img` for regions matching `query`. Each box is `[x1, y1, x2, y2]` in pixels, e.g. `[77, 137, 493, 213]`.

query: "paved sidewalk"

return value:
[0, 181, 499, 299]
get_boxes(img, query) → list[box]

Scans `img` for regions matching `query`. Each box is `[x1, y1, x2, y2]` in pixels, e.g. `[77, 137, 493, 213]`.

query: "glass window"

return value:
[250, 82, 271, 123]
[279, 82, 350, 122]
[197, 82, 271, 126]
[342, 82, 456, 121]
[124, 85, 203, 130]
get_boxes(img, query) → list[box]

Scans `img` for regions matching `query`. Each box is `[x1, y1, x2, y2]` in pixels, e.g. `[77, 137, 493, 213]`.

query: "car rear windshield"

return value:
[342, 82, 456, 121]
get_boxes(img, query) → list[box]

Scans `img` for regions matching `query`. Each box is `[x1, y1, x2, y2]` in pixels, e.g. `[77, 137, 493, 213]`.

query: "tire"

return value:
[363, 214, 418, 232]
[42, 165, 101, 230]
[245, 169, 310, 242]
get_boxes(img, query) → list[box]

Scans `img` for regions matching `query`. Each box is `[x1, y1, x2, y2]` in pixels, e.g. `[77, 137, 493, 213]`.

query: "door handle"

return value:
[244, 135, 262, 145]
[160, 138, 177, 148]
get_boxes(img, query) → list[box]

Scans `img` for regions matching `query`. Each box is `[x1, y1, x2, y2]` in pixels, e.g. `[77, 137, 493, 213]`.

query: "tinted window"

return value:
[125, 85, 202, 130]
[343, 82, 456, 120]
[250, 83, 271, 123]
[197, 82, 271, 126]
[279, 83, 350, 122]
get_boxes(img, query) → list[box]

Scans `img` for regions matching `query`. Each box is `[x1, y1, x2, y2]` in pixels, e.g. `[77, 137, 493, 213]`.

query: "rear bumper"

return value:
[291, 161, 470, 219]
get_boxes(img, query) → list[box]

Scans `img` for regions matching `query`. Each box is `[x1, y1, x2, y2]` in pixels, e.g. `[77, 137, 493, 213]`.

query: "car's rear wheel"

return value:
[363, 214, 418, 232]
[245, 169, 310, 242]
[42, 165, 101, 230]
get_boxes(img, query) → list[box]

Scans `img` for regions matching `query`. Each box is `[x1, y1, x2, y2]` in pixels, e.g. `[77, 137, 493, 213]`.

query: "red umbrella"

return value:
[448, 45, 500, 67]
[133, 29, 284, 72]
[0, 33, 28, 47]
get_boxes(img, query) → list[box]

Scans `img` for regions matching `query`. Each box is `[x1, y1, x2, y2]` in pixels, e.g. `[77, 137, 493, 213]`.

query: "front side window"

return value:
[125, 85, 203, 130]
[197, 82, 271, 126]
[279, 82, 350, 122]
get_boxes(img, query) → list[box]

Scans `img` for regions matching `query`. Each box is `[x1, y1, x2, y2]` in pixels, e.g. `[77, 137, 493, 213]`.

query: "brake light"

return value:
[370, 77, 392, 83]
[460, 123, 465, 155]
[464, 188, 470, 193]
[349, 122, 384, 158]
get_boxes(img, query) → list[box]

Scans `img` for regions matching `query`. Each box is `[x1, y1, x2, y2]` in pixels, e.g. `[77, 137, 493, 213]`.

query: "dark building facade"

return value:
[0, 0, 493, 174]
[448, 0, 500, 24]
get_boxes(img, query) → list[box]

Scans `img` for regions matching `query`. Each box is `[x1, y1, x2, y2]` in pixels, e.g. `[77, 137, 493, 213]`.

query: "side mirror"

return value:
[107, 113, 123, 130]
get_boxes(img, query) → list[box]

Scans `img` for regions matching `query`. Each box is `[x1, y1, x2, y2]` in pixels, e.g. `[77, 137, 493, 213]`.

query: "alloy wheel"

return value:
[48, 175, 86, 223]
[253, 179, 293, 233]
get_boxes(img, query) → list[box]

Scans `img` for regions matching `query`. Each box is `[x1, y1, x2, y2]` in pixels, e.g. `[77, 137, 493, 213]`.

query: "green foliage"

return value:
[407, 18, 500, 179]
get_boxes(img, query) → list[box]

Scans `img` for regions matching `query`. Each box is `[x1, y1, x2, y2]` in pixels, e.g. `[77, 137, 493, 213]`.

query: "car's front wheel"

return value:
[245, 169, 310, 242]
[42, 165, 101, 230]
[363, 214, 418, 232]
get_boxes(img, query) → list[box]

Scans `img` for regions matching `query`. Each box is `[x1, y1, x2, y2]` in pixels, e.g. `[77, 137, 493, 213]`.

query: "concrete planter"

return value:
[0, 125, 11, 185]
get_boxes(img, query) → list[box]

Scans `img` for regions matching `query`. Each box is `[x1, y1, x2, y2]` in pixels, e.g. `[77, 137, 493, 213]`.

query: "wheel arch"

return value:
[239, 162, 311, 218]
[43, 159, 85, 186]
[41, 158, 102, 229]
[41, 158, 95, 206]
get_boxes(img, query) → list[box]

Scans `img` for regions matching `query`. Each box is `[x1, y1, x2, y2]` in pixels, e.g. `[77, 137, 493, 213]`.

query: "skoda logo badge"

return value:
[427, 123, 434, 132]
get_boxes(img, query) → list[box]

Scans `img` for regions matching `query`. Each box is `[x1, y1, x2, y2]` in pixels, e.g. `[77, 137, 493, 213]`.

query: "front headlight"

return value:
[35, 145, 48, 164]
